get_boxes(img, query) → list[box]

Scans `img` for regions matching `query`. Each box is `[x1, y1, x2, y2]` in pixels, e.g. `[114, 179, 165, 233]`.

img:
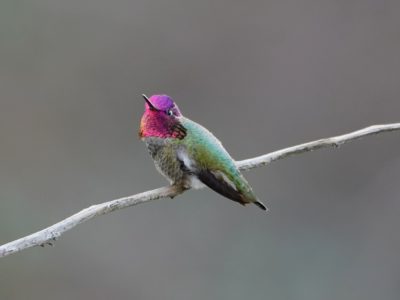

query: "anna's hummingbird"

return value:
[139, 94, 267, 211]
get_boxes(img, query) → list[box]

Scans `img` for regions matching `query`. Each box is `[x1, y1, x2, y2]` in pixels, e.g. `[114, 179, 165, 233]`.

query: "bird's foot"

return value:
[169, 184, 189, 199]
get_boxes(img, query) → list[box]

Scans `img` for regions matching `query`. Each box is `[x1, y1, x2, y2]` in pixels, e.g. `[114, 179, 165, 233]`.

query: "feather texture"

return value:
[140, 95, 266, 210]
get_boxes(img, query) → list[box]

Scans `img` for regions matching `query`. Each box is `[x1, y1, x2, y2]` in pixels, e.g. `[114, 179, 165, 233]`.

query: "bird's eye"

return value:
[167, 109, 174, 116]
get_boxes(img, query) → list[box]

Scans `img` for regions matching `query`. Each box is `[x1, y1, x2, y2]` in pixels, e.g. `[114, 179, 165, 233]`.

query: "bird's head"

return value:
[139, 94, 186, 139]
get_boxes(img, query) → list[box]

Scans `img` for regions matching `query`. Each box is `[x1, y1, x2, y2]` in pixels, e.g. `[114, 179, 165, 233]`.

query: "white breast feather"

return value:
[189, 175, 205, 189]
[177, 148, 195, 171]
[177, 149, 205, 189]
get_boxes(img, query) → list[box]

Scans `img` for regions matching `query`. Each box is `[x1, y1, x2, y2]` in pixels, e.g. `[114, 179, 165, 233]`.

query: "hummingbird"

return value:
[139, 94, 267, 211]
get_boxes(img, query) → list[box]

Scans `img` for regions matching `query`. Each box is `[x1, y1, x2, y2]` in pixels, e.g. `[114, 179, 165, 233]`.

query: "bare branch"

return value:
[1, 123, 399, 258]
[237, 123, 400, 170]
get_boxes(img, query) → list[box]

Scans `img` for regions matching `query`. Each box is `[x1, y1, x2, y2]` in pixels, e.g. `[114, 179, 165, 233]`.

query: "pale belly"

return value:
[143, 137, 205, 189]
[143, 137, 187, 185]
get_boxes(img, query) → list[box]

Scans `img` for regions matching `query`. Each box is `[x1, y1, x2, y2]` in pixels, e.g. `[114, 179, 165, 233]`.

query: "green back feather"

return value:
[173, 117, 256, 201]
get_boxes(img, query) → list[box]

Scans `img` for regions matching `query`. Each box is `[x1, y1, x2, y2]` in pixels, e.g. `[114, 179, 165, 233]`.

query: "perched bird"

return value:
[139, 94, 267, 211]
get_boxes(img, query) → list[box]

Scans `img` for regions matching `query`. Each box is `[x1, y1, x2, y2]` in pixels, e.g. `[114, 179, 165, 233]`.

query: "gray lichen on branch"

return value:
[0, 123, 399, 258]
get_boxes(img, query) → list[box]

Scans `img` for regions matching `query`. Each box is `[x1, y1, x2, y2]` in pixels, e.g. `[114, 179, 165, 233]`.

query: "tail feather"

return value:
[240, 191, 268, 211]
[254, 200, 268, 211]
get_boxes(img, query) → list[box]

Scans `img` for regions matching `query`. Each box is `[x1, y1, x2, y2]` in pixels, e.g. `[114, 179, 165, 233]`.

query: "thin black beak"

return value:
[142, 94, 157, 110]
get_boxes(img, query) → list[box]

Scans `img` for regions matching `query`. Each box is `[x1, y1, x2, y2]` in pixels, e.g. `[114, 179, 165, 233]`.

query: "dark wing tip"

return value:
[197, 169, 269, 211]
[197, 169, 245, 206]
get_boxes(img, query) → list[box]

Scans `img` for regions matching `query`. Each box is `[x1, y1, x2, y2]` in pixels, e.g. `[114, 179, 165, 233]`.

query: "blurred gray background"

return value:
[1, 0, 400, 299]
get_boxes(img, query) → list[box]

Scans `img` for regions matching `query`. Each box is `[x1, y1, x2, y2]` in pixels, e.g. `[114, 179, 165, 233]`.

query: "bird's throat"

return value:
[139, 112, 187, 139]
